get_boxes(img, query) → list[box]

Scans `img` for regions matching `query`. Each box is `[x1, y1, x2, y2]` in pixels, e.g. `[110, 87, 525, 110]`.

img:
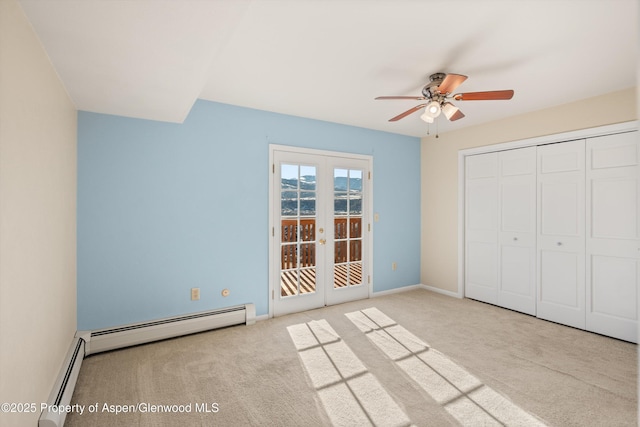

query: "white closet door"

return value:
[498, 147, 537, 315]
[537, 140, 586, 329]
[586, 132, 638, 342]
[465, 152, 499, 304]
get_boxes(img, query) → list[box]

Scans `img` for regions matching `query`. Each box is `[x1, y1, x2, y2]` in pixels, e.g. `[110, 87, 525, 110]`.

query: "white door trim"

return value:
[457, 121, 638, 298]
[268, 144, 374, 318]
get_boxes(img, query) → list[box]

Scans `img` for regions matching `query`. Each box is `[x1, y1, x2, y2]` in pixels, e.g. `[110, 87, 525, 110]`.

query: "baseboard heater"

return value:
[39, 303, 255, 427]
[39, 337, 85, 427]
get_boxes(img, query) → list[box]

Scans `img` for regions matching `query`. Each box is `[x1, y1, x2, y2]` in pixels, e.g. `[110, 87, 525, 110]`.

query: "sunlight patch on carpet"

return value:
[346, 308, 547, 427]
[287, 319, 413, 427]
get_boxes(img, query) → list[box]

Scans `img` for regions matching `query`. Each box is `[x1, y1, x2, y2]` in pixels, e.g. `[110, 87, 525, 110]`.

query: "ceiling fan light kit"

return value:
[375, 72, 515, 126]
[424, 101, 441, 119]
[420, 112, 435, 123]
[441, 102, 459, 120]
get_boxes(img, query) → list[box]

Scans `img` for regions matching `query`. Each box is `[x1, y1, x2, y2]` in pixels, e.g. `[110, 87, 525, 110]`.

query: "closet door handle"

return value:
[513, 237, 518, 241]
[557, 242, 563, 246]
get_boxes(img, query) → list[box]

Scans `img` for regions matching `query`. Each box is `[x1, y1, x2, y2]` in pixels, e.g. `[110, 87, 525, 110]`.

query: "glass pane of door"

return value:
[333, 168, 363, 289]
[280, 164, 317, 297]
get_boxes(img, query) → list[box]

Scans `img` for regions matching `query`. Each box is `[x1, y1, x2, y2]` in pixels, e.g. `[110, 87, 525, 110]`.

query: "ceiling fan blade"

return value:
[449, 109, 465, 121]
[389, 104, 426, 122]
[437, 73, 468, 95]
[453, 90, 514, 101]
[375, 96, 426, 100]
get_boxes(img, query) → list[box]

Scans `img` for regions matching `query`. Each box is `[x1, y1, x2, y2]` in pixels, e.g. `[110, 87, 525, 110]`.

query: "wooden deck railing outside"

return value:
[280, 217, 363, 296]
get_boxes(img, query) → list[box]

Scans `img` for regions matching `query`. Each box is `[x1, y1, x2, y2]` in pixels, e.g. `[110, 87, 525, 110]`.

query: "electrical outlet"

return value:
[392, 262, 397, 271]
[191, 288, 200, 301]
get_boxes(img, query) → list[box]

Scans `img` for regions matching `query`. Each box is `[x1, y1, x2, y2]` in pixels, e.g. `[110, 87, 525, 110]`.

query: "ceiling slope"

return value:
[19, 0, 251, 123]
[19, 0, 638, 136]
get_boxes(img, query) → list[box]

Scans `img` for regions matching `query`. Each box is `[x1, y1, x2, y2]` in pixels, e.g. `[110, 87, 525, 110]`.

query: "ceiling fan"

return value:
[375, 72, 514, 123]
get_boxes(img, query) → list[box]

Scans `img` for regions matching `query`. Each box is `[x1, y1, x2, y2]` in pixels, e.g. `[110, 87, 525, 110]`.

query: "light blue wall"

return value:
[78, 100, 420, 329]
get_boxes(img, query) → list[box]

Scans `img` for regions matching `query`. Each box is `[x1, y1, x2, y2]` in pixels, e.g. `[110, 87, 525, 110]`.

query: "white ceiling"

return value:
[19, 0, 638, 138]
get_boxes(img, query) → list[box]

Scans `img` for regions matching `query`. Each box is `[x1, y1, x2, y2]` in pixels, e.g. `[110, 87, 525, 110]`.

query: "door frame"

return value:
[457, 121, 638, 298]
[268, 144, 374, 318]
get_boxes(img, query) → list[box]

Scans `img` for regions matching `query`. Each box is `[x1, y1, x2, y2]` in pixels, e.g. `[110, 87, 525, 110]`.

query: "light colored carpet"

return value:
[345, 307, 546, 426]
[64, 289, 637, 426]
[288, 319, 413, 426]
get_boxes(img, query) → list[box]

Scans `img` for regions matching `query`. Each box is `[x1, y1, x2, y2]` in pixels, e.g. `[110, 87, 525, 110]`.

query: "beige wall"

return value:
[0, 1, 77, 426]
[421, 87, 637, 294]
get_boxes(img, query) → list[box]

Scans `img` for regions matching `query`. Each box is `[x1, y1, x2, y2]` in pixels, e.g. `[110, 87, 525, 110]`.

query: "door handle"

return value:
[319, 239, 326, 245]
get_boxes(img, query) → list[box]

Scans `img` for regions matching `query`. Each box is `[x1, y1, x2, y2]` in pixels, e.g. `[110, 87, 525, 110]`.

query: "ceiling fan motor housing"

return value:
[421, 72, 447, 100]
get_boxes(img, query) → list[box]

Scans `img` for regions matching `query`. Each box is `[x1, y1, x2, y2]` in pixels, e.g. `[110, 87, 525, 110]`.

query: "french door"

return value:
[270, 146, 371, 317]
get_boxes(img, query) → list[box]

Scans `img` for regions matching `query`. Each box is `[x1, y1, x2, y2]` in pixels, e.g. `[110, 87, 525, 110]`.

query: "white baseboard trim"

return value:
[256, 314, 269, 322]
[419, 283, 463, 299]
[372, 284, 423, 298]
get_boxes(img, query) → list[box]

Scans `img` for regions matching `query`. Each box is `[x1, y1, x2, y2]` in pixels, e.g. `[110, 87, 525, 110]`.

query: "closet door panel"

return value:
[497, 147, 536, 315]
[539, 250, 580, 307]
[501, 245, 533, 295]
[501, 181, 534, 232]
[591, 178, 636, 239]
[467, 179, 498, 231]
[539, 146, 582, 174]
[467, 241, 499, 300]
[537, 140, 586, 329]
[586, 132, 638, 342]
[540, 181, 581, 237]
[591, 255, 636, 319]
[465, 153, 498, 304]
